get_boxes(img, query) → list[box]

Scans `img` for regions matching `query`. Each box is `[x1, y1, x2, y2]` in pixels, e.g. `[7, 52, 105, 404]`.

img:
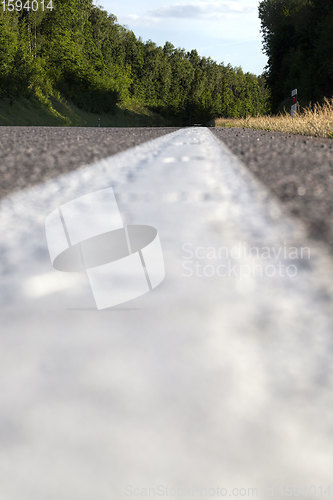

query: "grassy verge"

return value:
[0, 93, 170, 127]
[215, 98, 333, 138]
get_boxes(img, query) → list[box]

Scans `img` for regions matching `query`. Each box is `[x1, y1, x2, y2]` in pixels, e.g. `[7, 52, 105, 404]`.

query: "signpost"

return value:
[291, 89, 297, 117]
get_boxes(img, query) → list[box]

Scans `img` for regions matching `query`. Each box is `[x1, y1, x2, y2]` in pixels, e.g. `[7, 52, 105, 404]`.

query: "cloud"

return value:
[124, 14, 161, 26]
[147, 1, 256, 20]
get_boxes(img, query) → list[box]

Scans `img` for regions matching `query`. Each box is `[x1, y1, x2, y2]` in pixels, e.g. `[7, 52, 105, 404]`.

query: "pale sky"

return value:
[95, 0, 267, 75]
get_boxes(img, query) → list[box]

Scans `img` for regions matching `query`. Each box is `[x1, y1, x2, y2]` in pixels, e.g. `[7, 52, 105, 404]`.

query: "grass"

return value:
[215, 98, 333, 139]
[0, 92, 170, 127]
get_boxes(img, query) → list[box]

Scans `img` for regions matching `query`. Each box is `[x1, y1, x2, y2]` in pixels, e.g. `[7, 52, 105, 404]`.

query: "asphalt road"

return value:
[1, 128, 333, 499]
[213, 128, 333, 251]
[1, 127, 333, 498]
[0, 126, 179, 199]
[1, 125, 332, 251]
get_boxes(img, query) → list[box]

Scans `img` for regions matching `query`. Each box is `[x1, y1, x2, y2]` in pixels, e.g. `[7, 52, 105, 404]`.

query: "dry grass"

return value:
[215, 98, 333, 138]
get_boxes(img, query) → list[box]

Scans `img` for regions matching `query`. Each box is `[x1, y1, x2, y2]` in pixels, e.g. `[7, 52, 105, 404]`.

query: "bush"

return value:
[58, 70, 119, 113]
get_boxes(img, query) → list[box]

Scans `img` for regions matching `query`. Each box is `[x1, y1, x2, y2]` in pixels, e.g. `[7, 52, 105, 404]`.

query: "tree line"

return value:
[0, 0, 269, 124]
[259, 0, 333, 112]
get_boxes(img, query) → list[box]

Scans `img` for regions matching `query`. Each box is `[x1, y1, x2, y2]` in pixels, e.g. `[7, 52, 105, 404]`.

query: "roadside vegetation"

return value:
[0, 94, 170, 127]
[0, 0, 268, 126]
[216, 0, 333, 138]
[259, 0, 333, 113]
[216, 99, 333, 139]
[1, 0, 331, 131]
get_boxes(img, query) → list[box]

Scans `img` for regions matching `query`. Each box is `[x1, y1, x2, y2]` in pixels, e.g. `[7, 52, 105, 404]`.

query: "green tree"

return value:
[259, 0, 333, 111]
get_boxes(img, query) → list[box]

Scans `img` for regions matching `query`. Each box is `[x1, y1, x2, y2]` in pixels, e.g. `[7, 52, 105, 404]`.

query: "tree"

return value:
[259, 0, 333, 111]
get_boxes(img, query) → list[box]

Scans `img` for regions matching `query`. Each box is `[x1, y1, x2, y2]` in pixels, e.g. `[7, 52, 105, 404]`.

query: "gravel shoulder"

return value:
[0, 127, 179, 200]
[213, 127, 333, 252]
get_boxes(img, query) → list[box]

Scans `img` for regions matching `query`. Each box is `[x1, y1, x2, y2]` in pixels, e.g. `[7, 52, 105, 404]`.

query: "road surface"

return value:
[0, 127, 333, 500]
[1, 125, 332, 252]
[0, 127, 179, 200]
[213, 128, 333, 251]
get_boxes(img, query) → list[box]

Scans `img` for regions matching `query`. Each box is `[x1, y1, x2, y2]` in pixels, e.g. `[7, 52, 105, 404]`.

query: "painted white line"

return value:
[0, 128, 333, 499]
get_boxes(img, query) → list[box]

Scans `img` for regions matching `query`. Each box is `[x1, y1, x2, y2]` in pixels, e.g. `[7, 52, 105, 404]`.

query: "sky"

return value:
[95, 0, 268, 75]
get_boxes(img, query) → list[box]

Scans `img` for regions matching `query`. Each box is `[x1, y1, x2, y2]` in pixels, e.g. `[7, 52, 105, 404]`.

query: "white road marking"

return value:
[0, 128, 333, 499]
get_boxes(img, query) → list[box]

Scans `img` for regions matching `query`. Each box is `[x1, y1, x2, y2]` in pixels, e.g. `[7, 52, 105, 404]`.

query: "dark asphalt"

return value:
[0, 126, 179, 199]
[0, 125, 332, 252]
[212, 127, 333, 251]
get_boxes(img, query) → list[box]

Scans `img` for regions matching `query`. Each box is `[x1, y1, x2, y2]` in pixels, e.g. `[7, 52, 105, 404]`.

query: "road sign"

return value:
[291, 89, 297, 117]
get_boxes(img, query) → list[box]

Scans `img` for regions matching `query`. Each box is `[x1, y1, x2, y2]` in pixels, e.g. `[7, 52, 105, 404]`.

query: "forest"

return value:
[0, 0, 269, 124]
[259, 0, 333, 112]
